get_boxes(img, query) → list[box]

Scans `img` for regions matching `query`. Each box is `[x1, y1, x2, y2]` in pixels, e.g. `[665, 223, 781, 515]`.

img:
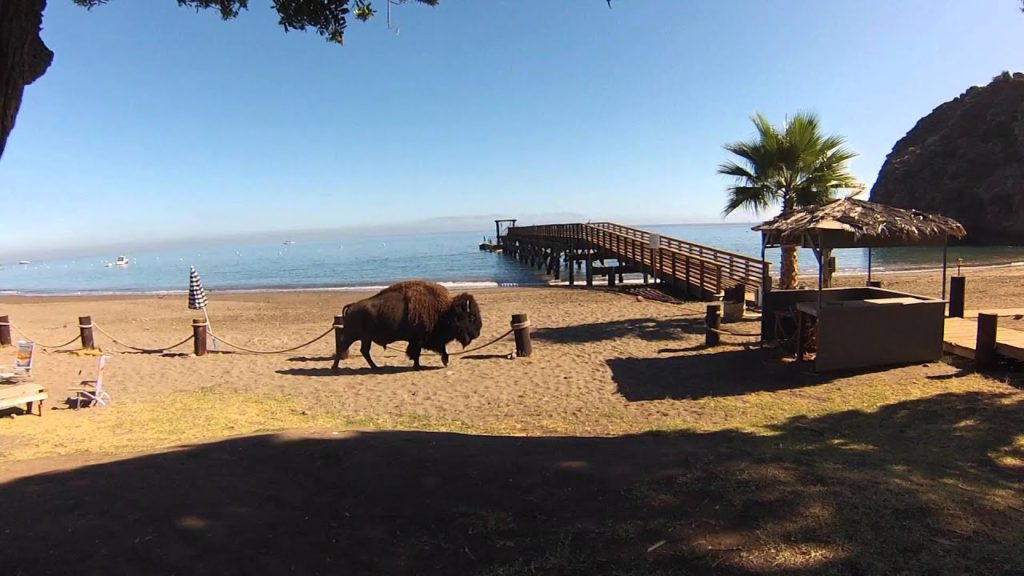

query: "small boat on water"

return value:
[18, 260, 30, 265]
[283, 240, 296, 245]
[114, 256, 129, 267]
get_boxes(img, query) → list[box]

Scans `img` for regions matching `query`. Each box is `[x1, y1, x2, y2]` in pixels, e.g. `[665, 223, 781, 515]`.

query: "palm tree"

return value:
[719, 112, 859, 289]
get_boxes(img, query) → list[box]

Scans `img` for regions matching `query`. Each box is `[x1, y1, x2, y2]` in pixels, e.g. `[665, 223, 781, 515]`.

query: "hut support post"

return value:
[941, 244, 948, 302]
[866, 248, 872, 286]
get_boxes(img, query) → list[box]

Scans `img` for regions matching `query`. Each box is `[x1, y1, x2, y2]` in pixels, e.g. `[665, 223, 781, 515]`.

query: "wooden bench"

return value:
[0, 383, 47, 416]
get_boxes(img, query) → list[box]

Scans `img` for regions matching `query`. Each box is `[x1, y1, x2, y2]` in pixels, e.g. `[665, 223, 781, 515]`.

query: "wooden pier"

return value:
[501, 222, 767, 302]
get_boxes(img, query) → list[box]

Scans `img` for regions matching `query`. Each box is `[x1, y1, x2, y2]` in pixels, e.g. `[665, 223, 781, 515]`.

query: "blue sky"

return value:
[1, 0, 1022, 256]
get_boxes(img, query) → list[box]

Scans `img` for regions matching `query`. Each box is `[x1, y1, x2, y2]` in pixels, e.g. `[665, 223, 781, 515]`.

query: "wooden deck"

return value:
[502, 222, 766, 301]
[943, 316, 1024, 361]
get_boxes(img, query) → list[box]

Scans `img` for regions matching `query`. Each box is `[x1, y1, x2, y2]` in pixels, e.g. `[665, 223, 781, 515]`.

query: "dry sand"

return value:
[0, 267, 1022, 464]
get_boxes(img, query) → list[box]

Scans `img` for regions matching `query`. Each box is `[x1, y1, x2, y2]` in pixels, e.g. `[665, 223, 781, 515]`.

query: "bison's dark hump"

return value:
[374, 280, 453, 330]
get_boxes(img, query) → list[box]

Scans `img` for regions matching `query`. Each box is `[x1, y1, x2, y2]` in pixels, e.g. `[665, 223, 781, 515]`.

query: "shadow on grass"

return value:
[608, 348, 832, 400]
[533, 316, 706, 344]
[1, 392, 1021, 575]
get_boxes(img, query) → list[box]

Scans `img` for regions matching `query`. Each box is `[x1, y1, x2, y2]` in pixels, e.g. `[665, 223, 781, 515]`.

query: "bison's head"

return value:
[446, 293, 482, 347]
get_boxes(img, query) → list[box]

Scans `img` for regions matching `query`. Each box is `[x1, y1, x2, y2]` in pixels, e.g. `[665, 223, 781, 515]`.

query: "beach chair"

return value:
[68, 355, 112, 409]
[0, 341, 35, 383]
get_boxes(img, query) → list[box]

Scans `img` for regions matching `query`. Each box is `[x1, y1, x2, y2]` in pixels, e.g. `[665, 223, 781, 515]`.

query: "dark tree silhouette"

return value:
[0, 0, 439, 159]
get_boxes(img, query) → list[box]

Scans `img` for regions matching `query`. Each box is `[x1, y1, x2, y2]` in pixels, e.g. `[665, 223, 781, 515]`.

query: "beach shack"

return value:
[756, 198, 966, 372]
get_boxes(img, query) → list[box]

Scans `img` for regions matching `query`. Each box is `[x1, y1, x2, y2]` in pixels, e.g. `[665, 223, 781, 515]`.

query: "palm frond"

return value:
[720, 110, 860, 214]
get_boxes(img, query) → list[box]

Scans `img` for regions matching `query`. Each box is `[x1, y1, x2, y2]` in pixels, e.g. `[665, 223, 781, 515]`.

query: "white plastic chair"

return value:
[68, 355, 112, 408]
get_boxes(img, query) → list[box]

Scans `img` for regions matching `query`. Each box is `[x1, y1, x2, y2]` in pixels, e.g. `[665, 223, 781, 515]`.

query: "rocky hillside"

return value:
[870, 72, 1024, 244]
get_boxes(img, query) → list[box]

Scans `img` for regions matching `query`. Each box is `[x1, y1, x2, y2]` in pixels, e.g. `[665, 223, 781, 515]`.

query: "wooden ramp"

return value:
[943, 316, 1024, 361]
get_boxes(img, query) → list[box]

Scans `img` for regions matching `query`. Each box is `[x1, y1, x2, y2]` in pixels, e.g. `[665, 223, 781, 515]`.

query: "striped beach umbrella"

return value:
[188, 266, 208, 310]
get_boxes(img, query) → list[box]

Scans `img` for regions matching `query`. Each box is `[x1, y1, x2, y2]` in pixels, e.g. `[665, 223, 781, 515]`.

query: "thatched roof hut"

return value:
[753, 198, 966, 249]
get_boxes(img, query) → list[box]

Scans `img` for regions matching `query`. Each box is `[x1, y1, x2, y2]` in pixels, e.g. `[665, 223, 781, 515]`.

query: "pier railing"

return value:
[589, 222, 765, 292]
[503, 222, 767, 299]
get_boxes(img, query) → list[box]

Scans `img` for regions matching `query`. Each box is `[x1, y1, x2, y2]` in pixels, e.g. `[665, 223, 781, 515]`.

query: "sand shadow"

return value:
[277, 365, 442, 377]
[1, 391, 1021, 575]
[287, 356, 335, 363]
[608, 348, 830, 401]
[533, 317, 706, 344]
[459, 353, 511, 361]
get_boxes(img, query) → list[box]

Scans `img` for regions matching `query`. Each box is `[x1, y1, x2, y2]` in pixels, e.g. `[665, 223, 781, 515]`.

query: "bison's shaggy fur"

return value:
[331, 281, 482, 371]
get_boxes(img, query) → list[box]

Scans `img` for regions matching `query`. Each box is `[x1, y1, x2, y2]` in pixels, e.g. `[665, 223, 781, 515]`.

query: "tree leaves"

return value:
[719, 111, 859, 218]
[71, 0, 441, 45]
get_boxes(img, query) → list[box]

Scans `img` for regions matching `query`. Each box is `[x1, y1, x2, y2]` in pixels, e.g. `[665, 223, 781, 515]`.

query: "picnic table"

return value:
[0, 382, 47, 416]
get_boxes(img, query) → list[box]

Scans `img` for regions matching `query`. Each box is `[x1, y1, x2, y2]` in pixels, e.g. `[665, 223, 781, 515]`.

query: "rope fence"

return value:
[385, 328, 517, 357]
[206, 327, 334, 355]
[9, 323, 82, 350]
[2, 313, 537, 360]
[93, 323, 194, 354]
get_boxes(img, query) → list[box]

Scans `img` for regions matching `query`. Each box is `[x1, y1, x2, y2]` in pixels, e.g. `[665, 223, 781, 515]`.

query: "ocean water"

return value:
[2, 224, 1023, 295]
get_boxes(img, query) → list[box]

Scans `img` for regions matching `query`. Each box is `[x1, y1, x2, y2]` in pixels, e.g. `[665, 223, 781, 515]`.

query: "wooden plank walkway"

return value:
[943, 316, 1024, 361]
[502, 222, 766, 301]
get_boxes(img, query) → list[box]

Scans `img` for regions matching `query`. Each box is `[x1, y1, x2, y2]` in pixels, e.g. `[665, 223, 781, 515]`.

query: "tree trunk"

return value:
[777, 192, 799, 289]
[0, 0, 53, 160]
[779, 244, 799, 289]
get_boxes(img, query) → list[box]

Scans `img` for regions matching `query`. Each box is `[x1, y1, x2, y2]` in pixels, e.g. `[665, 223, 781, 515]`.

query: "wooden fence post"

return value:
[949, 276, 966, 318]
[0, 315, 11, 346]
[193, 319, 208, 357]
[79, 316, 95, 350]
[975, 312, 997, 370]
[511, 313, 532, 358]
[330, 315, 346, 371]
[705, 304, 722, 347]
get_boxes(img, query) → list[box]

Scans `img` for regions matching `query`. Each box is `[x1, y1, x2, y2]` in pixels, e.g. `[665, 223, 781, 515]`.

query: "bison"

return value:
[331, 280, 482, 371]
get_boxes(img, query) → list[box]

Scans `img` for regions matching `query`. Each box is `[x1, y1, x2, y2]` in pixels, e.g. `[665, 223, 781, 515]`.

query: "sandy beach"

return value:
[1, 270, 1022, 574]
[1, 265, 1022, 463]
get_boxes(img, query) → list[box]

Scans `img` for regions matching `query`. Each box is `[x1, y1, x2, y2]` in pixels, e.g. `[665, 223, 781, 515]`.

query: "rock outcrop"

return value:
[870, 72, 1024, 244]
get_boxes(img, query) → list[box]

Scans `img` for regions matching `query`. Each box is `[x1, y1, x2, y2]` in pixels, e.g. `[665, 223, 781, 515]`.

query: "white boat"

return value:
[114, 256, 129, 267]
[283, 240, 296, 245]
[18, 260, 30, 265]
